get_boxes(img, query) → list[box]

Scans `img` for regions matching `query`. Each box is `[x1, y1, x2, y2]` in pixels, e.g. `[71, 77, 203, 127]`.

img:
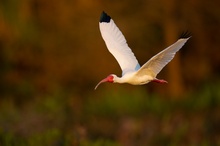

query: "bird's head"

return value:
[95, 74, 116, 90]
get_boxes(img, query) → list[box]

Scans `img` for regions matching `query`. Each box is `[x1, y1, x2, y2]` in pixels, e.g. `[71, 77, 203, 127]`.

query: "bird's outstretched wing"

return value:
[99, 11, 140, 76]
[135, 36, 190, 77]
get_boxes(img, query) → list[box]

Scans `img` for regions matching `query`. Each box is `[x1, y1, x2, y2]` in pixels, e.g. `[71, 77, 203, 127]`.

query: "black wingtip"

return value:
[100, 11, 111, 23]
[179, 31, 192, 39]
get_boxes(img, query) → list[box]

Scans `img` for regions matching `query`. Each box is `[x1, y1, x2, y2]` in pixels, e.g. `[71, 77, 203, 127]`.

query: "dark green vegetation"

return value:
[0, 82, 220, 146]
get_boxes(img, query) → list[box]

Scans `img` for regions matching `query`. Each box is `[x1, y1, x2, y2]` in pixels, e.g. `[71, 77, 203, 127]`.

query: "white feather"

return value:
[135, 37, 190, 77]
[99, 19, 140, 76]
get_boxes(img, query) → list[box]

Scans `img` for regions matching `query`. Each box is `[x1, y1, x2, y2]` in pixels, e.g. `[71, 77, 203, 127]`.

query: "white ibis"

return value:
[95, 11, 190, 90]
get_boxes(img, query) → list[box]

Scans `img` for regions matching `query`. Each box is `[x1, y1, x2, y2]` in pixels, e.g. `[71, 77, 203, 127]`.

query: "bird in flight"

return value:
[95, 11, 190, 90]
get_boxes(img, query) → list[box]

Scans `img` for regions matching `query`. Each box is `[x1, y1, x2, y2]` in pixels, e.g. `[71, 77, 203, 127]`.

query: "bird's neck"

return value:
[114, 72, 137, 84]
[113, 76, 124, 84]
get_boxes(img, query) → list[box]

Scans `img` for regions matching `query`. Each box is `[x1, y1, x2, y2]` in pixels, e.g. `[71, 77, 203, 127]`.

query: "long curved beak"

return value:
[94, 77, 109, 90]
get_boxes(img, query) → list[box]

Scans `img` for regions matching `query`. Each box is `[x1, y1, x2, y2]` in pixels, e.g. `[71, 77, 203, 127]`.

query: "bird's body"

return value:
[95, 11, 191, 90]
[112, 72, 153, 85]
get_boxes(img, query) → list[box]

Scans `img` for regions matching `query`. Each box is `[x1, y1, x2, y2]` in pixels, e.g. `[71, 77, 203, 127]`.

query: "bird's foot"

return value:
[152, 79, 168, 84]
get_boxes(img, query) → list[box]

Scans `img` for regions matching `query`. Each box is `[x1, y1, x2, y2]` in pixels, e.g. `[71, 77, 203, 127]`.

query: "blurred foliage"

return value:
[0, 82, 220, 145]
[0, 0, 220, 145]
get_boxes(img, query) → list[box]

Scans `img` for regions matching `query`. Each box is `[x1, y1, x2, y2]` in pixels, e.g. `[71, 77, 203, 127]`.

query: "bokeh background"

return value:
[0, 0, 220, 146]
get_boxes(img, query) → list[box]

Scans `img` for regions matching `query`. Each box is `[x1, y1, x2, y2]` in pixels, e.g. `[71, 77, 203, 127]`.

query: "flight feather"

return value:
[135, 37, 190, 77]
[99, 12, 140, 75]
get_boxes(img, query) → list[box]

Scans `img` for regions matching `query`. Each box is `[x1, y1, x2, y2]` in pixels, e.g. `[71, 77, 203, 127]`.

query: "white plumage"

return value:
[99, 18, 140, 75]
[135, 37, 190, 78]
[95, 11, 190, 90]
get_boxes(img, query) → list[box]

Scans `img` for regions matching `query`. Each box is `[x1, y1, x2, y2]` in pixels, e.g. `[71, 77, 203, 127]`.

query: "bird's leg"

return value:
[152, 79, 168, 84]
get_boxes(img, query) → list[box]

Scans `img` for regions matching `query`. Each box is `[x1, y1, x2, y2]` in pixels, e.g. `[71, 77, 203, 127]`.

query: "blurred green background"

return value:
[0, 0, 220, 146]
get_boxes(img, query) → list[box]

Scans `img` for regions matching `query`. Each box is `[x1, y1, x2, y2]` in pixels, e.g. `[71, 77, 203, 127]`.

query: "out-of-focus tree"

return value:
[0, 0, 220, 98]
[161, 0, 185, 97]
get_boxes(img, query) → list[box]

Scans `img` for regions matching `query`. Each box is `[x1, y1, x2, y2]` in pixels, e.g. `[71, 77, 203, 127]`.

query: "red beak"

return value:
[94, 77, 109, 90]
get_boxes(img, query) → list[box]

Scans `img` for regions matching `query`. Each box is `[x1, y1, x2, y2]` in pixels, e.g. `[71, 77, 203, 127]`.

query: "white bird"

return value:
[95, 11, 190, 90]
